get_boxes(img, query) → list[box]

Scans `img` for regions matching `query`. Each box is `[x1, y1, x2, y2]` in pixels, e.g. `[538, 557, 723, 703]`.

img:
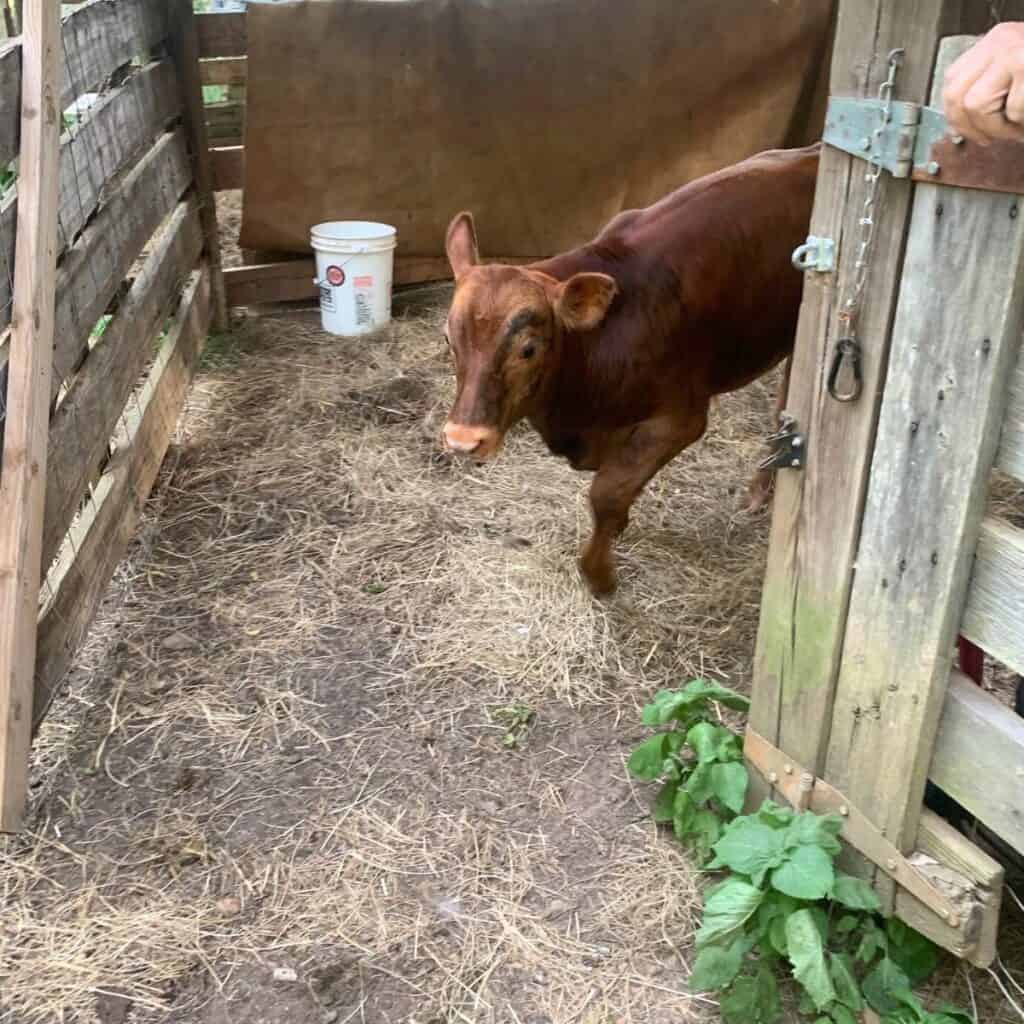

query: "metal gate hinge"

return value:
[744, 729, 963, 927]
[759, 412, 804, 472]
[792, 235, 835, 273]
[823, 97, 947, 179]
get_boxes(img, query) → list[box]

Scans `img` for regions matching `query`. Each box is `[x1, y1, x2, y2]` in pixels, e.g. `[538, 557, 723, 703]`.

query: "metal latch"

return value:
[823, 97, 947, 178]
[759, 412, 804, 472]
[791, 235, 835, 273]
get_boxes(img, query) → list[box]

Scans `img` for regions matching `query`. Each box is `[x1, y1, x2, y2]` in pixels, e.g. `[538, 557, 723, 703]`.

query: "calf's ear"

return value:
[445, 212, 479, 278]
[554, 273, 617, 331]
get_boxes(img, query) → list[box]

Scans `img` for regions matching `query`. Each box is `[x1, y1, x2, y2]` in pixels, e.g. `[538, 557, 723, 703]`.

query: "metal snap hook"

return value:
[827, 337, 863, 403]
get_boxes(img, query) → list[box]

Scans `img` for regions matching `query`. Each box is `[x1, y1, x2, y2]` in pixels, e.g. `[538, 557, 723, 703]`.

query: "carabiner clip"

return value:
[827, 338, 863, 403]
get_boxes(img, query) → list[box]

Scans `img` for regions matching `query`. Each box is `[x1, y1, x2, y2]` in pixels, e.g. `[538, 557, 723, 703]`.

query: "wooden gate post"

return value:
[750, 0, 963, 799]
[0, 0, 61, 832]
[169, 0, 228, 332]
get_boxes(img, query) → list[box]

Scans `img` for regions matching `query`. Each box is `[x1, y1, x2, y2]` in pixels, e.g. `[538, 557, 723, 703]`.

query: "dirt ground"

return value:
[1, 197, 1022, 1024]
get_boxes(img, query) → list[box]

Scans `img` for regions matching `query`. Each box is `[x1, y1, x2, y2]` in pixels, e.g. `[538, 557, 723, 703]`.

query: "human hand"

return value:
[943, 22, 1024, 145]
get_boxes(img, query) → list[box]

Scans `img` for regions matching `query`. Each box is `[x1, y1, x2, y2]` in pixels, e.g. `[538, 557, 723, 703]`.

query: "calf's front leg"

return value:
[580, 415, 706, 595]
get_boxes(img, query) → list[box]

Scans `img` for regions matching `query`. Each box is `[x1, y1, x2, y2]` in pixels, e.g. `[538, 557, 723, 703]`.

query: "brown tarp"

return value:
[239, 0, 833, 260]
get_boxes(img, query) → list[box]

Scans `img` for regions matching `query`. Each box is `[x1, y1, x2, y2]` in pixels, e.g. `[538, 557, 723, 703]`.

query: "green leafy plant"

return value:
[627, 680, 750, 861]
[627, 682, 973, 1024]
[492, 702, 534, 749]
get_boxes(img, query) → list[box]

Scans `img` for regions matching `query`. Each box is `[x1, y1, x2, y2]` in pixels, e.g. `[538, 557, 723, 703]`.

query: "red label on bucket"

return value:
[325, 265, 345, 287]
[354, 275, 373, 288]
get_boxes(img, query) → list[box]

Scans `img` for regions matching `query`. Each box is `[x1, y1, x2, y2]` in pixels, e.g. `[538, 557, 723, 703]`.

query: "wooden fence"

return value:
[0, 0, 225, 830]
[195, 10, 459, 307]
[748, 0, 1024, 969]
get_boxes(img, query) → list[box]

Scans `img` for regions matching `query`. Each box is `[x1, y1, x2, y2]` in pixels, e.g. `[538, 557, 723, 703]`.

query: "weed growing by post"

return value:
[628, 680, 974, 1024]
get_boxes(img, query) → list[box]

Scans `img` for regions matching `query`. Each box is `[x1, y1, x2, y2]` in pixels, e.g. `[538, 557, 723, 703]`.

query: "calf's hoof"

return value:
[743, 470, 774, 514]
[580, 552, 617, 597]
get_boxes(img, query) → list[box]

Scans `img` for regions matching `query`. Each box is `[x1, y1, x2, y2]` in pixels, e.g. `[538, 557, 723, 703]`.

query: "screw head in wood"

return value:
[952, 133, 965, 145]
[839, 805, 849, 816]
[768, 771, 779, 783]
[886, 859, 898, 871]
[784, 764, 793, 775]
[926, 161, 940, 175]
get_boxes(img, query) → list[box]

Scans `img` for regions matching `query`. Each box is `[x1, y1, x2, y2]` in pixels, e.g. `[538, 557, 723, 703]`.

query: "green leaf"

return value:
[712, 818, 786, 886]
[829, 953, 864, 1011]
[691, 808, 723, 857]
[862, 958, 912, 1015]
[831, 873, 881, 911]
[680, 677, 751, 712]
[672, 789, 696, 840]
[719, 975, 759, 1024]
[784, 811, 844, 856]
[685, 763, 715, 805]
[771, 844, 835, 900]
[756, 964, 782, 1023]
[641, 690, 691, 726]
[757, 801, 795, 828]
[835, 914, 860, 935]
[652, 781, 678, 823]
[856, 928, 883, 965]
[687, 722, 720, 764]
[696, 877, 764, 949]
[929, 1005, 974, 1024]
[627, 735, 668, 780]
[769, 915, 788, 956]
[687, 941, 744, 993]
[886, 921, 938, 985]
[710, 762, 748, 815]
[785, 908, 836, 1011]
[829, 1006, 859, 1024]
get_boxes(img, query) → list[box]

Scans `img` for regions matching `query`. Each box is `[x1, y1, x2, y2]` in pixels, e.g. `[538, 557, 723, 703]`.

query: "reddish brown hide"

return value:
[442, 144, 819, 595]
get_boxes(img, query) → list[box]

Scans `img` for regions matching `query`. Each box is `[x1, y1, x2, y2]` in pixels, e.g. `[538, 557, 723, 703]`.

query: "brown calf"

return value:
[442, 144, 819, 594]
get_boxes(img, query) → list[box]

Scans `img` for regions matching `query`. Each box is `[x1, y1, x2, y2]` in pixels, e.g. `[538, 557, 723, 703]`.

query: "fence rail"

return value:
[0, 0, 222, 830]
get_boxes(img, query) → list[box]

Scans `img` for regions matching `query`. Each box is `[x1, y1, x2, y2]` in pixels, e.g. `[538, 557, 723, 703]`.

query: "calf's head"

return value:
[441, 212, 617, 460]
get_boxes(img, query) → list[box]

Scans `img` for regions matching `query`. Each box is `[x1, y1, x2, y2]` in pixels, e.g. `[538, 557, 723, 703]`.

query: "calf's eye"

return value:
[521, 344, 536, 360]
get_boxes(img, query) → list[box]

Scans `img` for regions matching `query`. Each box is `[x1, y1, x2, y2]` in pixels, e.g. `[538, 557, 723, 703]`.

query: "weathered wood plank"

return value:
[823, 33, 1024, 909]
[961, 516, 1024, 678]
[195, 12, 246, 59]
[200, 56, 246, 87]
[0, 0, 170, 169]
[749, 0, 963, 802]
[928, 668, 1024, 858]
[210, 144, 243, 191]
[0, 59, 182, 331]
[995, 358, 1024, 482]
[224, 255, 485, 307]
[895, 806, 1004, 968]
[0, 0, 61, 833]
[42, 200, 203, 569]
[35, 267, 211, 728]
[169, 0, 228, 333]
[52, 127, 192, 390]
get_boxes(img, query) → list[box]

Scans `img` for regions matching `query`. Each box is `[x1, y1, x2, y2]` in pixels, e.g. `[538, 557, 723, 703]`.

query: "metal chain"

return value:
[829, 48, 905, 403]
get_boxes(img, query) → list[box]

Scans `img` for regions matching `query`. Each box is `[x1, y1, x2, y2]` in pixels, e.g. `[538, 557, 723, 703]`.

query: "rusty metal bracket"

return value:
[744, 729, 962, 926]
[824, 96, 1024, 195]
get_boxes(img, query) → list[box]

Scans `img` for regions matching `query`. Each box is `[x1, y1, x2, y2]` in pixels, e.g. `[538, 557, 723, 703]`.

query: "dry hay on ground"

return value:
[1, 294, 1022, 1024]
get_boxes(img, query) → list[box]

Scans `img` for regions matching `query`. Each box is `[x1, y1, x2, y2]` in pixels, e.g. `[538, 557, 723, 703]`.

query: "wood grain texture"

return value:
[42, 200, 203, 569]
[52, 127, 192, 390]
[995, 358, 1024, 482]
[168, 0, 228, 333]
[200, 56, 246, 87]
[894, 806, 1004, 967]
[0, 59, 182, 333]
[0, 0, 61, 833]
[210, 144, 244, 191]
[749, 0, 963, 803]
[824, 85, 1024, 913]
[0, 0, 170, 169]
[961, 516, 1024, 676]
[34, 266, 211, 729]
[195, 12, 246, 59]
[929, 668, 1024, 856]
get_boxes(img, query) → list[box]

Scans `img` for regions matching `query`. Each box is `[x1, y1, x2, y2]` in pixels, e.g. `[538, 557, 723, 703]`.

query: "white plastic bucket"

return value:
[310, 221, 397, 336]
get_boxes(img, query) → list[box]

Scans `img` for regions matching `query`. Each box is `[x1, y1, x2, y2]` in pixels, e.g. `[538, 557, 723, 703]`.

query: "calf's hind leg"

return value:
[746, 357, 792, 512]
[581, 415, 706, 595]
